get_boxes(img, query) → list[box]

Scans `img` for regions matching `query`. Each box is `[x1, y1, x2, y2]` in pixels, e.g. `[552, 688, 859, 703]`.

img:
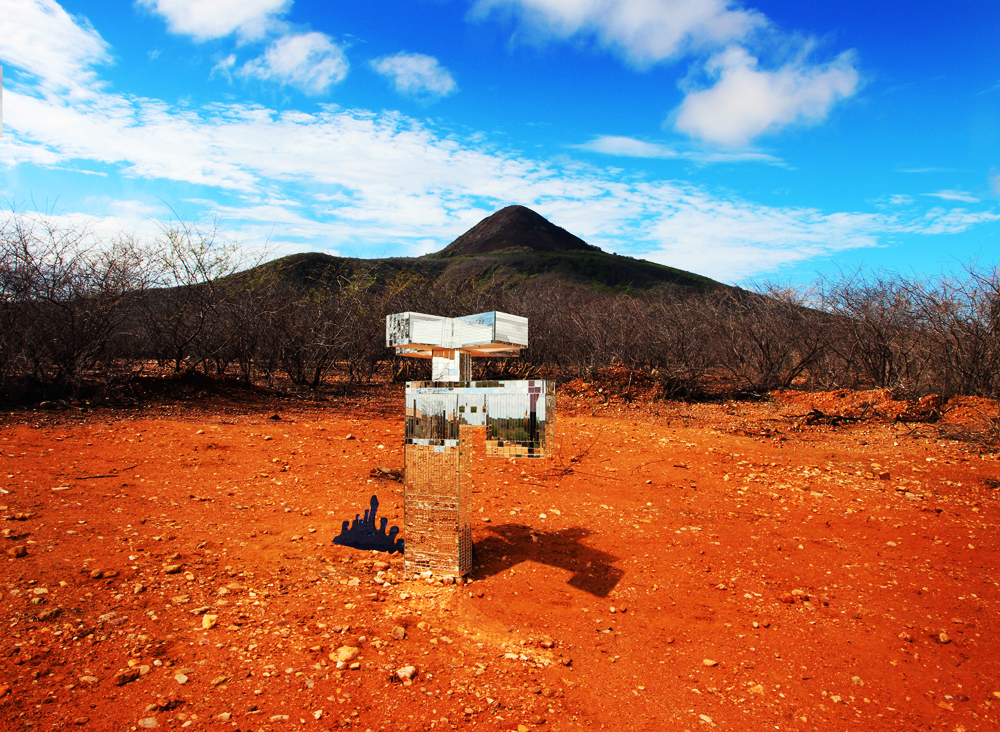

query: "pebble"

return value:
[137, 719, 158, 728]
[269, 714, 289, 722]
[6, 545, 27, 558]
[0, 684, 9, 698]
[335, 646, 360, 663]
[163, 565, 182, 575]
[396, 665, 417, 682]
[79, 676, 99, 685]
[73, 717, 89, 726]
[216, 713, 231, 721]
[115, 668, 141, 686]
[938, 632, 951, 644]
[174, 673, 189, 685]
[391, 626, 406, 640]
[202, 614, 218, 629]
[703, 659, 718, 667]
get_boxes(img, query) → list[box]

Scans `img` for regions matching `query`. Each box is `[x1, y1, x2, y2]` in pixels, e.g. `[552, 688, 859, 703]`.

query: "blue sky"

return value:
[1, 0, 998, 284]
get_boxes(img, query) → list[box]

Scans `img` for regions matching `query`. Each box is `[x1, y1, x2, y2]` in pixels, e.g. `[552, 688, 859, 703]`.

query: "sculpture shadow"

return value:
[470, 523, 624, 598]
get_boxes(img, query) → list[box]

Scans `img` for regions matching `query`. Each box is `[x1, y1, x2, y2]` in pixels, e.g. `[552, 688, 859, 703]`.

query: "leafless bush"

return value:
[0, 210, 155, 399]
[3, 208, 1000, 407]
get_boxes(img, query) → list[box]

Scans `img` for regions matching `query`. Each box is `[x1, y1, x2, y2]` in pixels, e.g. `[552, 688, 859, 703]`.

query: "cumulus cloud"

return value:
[0, 0, 111, 95]
[673, 46, 859, 146]
[371, 53, 457, 101]
[471, 0, 764, 67]
[239, 32, 349, 95]
[473, 0, 860, 146]
[136, 0, 291, 42]
[925, 190, 980, 203]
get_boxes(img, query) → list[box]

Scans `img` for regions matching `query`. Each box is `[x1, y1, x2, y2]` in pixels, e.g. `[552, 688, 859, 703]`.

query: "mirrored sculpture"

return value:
[388, 311, 555, 576]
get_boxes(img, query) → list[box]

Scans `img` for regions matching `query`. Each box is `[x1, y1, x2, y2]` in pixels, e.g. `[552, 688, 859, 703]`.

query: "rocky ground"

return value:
[2, 385, 999, 732]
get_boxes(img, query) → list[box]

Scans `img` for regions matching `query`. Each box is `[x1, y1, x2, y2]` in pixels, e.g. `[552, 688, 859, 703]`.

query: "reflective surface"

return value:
[387, 311, 528, 358]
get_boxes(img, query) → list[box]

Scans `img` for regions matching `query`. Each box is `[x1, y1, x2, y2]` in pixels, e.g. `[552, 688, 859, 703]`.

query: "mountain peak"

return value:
[436, 205, 603, 258]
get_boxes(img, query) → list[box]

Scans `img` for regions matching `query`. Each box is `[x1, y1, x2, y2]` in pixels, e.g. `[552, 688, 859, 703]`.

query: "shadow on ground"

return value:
[470, 523, 624, 597]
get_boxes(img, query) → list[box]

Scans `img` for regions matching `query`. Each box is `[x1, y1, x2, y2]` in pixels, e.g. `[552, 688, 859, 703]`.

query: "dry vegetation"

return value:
[2, 211, 1000, 414]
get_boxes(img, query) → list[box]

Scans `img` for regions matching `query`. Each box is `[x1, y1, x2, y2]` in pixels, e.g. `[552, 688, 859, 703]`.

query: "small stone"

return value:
[7, 545, 27, 558]
[202, 614, 218, 630]
[396, 665, 417, 682]
[210, 675, 228, 686]
[114, 668, 141, 686]
[37, 607, 62, 621]
[878, 471, 891, 480]
[539, 638, 555, 649]
[0, 684, 9, 698]
[172, 595, 190, 604]
[703, 659, 718, 667]
[174, 673, 188, 685]
[163, 565, 182, 575]
[335, 646, 360, 663]
[73, 717, 89, 726]
[313, 710, 323, 720]
[269, 714, 289, 722]
[79, 676, 99, 685]
[749, 684, 764, 694]
[779, 593, 795, 603]
[216, 713, 231, 721]
[137, 718, 158, 728]
[345, 434, 356, 440]
[391, 626, 406, 640]
[938, 632, 951, 644]
[851, 675, 864, 687]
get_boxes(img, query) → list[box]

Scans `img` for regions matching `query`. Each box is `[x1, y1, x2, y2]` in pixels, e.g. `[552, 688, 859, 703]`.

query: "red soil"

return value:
[2, 386, 1000, 732]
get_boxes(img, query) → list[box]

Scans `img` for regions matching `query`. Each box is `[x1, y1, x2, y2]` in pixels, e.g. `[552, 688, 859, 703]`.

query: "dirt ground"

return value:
[2, 385, 1000, 732]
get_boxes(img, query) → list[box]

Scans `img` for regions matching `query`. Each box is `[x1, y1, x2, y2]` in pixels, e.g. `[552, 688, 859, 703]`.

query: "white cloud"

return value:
[371, 53, 458, 101]
[136, 0, 291, 42]
[673, 46, 859, 146]
[0, 0, 110, 96]
[473, 0, 859, 146]
[471, 0, 764, 67]
[925, 190, 980, 203]
[239, 32, 349, 95]
[210, 54, 237, 82]
[574, 134, 783, 164]
[575, 135, 677, 158]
